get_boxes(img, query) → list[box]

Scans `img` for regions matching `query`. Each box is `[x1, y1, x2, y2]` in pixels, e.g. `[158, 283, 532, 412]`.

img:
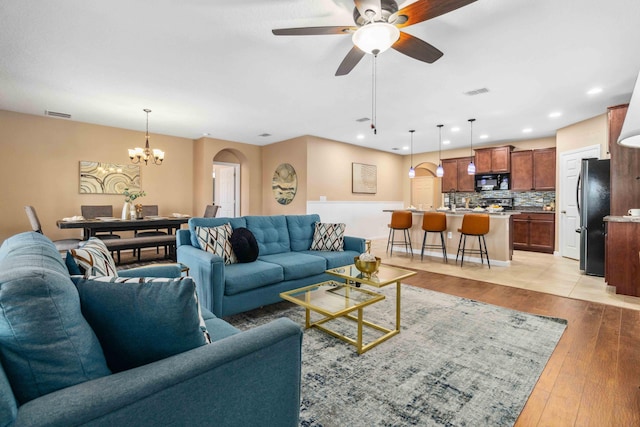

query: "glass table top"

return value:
[326, 264, 416, 288]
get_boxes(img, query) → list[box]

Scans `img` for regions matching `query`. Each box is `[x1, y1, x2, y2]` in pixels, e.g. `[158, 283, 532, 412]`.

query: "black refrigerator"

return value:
[577, 158, 610, 276]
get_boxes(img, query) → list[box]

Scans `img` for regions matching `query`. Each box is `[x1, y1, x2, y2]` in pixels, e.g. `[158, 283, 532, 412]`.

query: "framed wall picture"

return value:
[352, 163, 377, 194]
[79, 161, 141, 194]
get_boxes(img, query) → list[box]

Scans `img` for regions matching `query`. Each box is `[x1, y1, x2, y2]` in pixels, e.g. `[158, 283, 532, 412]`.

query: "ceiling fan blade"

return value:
[395, 0, 477, 28]
[392, 31, 443, 63]
[272, 26, 356, 36]
[335, 46, 366, 76]
[354, 0, 383, 21]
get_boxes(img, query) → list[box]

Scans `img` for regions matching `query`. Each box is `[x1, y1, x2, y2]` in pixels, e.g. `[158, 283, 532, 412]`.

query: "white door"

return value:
[412, 176, 435, 210]
[559, 145, 600, 259]
[214, 163, 239, 217]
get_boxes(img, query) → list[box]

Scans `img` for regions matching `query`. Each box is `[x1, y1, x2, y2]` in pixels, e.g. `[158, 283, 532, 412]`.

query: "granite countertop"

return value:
[512, 206, 555, 213]
[604, 215, 640, 222]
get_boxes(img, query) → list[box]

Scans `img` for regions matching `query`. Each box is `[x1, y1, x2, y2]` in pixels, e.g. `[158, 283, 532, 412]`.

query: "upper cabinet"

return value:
[608, 104, 640, 216]
[511, 148, 556, 191]
[474, 146, 513, 174]
[441, 157, 474, 192]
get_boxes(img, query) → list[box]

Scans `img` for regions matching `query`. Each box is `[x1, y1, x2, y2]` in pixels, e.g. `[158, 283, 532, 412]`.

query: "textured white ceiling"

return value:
[1, 0, 639, 154]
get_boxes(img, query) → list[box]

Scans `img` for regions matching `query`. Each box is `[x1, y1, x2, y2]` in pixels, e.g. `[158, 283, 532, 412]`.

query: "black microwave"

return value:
[475, 174, 509, 191]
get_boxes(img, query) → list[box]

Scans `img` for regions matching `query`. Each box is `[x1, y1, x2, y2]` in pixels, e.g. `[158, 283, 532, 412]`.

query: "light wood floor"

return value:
[401, 268, 640, 426]
[373, 239, 640, 311]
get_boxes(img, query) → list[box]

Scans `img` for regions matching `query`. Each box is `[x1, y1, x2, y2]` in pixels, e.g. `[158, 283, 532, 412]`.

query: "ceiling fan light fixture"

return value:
[352, 22, 400, 55]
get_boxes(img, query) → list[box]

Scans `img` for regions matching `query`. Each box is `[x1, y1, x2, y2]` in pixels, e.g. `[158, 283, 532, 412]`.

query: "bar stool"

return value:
[456, 214, 490, 268]
[386, 210, 413, 257]
[420, 212, 448, 263]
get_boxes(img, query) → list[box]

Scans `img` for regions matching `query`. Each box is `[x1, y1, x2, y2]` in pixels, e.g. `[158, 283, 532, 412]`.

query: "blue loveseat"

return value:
[177, 214, 366, 317]
[0, 232, 302, 427]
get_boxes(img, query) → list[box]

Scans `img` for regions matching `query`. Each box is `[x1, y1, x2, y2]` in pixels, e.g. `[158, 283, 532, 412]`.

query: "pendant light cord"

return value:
[438, 124, 443, 163]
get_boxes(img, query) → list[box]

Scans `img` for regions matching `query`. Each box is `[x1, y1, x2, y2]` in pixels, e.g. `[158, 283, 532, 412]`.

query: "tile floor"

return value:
[372, 239, 640, 311]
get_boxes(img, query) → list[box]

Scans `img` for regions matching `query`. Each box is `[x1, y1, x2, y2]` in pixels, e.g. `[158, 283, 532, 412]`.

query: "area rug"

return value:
[225, 284, 567, 427]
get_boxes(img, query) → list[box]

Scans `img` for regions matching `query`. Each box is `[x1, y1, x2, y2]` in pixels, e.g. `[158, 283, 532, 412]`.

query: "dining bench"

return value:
[102, 235, 177, 263]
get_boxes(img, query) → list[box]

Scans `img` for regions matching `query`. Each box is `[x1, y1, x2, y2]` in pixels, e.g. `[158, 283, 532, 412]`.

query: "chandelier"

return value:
[129, 109, 164, 165]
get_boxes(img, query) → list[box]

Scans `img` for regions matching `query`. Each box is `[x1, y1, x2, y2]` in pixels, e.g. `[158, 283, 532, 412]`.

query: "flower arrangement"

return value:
[123, 188, 146, 203]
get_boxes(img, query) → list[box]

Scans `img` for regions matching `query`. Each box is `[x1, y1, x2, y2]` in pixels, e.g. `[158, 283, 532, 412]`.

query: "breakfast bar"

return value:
[384, 210, 515, 266]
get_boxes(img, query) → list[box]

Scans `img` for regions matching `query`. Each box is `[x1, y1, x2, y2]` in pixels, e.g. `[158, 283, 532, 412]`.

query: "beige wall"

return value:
[262, 136, 308, 215]
[556, 114, 608, 159]
[0, 110, 194, 242]
[306, 136, 404, 201]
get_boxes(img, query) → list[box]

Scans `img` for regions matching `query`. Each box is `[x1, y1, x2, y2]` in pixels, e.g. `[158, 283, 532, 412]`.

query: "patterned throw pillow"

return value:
[72, 275, 211, 372]
[67, 237, 118, 277]
[310, 222, 345, 251]
[195, 223, 237, 265]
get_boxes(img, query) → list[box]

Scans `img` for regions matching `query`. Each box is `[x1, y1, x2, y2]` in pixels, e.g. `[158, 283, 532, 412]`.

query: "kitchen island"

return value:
[384, 209, 516, 266]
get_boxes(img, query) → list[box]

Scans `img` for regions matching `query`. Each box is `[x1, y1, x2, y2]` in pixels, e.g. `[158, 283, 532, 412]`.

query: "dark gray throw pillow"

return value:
[230, 227, 259, 263]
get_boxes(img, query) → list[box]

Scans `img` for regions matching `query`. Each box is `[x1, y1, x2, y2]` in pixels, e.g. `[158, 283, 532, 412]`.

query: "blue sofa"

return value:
[177, 214, 366, 317]
[0, 232, 302, 427]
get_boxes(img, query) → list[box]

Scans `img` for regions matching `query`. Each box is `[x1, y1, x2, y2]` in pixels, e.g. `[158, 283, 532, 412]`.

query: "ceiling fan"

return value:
[272, 0, 477, 76]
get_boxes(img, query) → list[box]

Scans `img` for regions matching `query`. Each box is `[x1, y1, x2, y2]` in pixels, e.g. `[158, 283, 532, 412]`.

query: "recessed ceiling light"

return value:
[587, 87, 602, 95]
[402, 146, 409, 150]
[356, 134, 365, 140]
[479, 134, 489, 139]
[202, 132, 210, 136]
[442, 140, 451, 145]
[522, 128, 533, 133]
[451, 127, 460, 132]
[548, 111, 562, 118]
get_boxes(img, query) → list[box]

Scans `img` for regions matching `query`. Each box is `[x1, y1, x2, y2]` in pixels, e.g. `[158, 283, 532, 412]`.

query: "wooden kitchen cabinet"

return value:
[608, 104, 640, 216]
[441, 157, 474, 192]
[474, 146, 513, 174]
[512, 212, 555, 253]
[605, 221, 640, 296]
[510, 148, 556, 191]
[533, 148, 556, 190]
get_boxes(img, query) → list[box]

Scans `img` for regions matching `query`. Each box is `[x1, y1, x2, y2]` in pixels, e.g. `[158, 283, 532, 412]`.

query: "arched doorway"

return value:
[213, 150, 241, 217]
[411, 162, 441, 210]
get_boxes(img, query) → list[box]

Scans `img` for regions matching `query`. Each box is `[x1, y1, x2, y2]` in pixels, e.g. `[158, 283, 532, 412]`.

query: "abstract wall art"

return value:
[272, 163, 297, 205]
[79, 161, 141, 194]
[352, 162, 377, 194]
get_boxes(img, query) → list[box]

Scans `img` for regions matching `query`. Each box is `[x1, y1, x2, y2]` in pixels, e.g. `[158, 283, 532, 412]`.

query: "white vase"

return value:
[122, 202, 132, 220]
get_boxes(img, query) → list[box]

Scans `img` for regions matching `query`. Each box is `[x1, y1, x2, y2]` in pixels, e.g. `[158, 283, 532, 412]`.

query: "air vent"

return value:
[355, 117, 370, 122]
[391, 147, 401, 151]
[44, 110, 71, 119]
[464, 88, 489, 96]
[258, 133, 272, 137]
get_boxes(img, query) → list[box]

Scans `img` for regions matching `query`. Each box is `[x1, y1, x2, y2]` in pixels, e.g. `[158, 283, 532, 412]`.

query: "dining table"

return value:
[56, 216, 190, 239]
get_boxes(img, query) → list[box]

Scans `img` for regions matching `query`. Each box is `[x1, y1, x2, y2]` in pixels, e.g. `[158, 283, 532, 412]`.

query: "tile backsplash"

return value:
[449, 190, 556, 208]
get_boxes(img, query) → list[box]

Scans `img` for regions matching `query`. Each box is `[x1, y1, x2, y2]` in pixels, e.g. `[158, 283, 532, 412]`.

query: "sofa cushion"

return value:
[200, 307, 240, 341]
[189, 217, 247, 249]
[66, 237, 118, 277]
[286, 214, 321, 251]
[230, 227, 259, 263]
[245, 215, 291, 255]
[72, 275, 210, 372]
[224, 261, 284, 296]
[195, 223, 237, 265]
[310, 222, 345, 251]
[0, 232, 111, 404]
[298, 249, 362, 269]
[259, 252, 327, 281]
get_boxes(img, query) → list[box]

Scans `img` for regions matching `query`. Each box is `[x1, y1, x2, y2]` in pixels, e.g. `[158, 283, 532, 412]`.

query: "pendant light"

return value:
[467, 118, 476, 175]
[436, 124, 444, 177]
[408, 130, 416, 178]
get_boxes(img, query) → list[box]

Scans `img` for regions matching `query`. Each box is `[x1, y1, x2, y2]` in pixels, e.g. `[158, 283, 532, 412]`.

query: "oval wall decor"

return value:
[272, 163, 297, 205]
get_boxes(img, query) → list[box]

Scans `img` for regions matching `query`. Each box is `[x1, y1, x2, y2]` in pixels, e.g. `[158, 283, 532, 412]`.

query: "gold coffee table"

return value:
[326, 263, 416, 341]
[280, 281, 385, 354]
